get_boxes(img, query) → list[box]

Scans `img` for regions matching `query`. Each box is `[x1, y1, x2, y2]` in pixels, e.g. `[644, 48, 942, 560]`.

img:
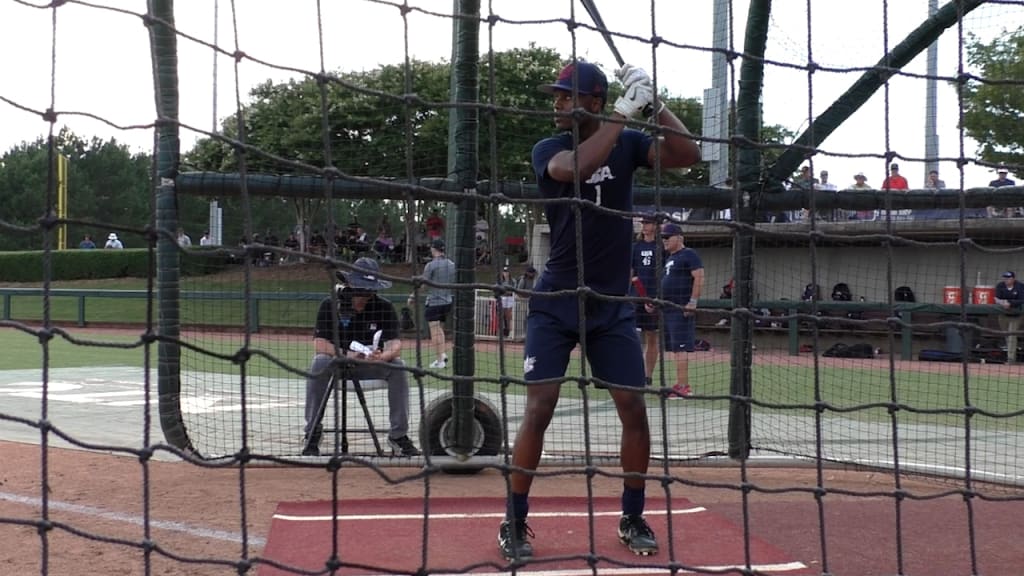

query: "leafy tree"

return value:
[182, 44, 798, 262]
[0, 128, 152, 251]
[961, 26, 1024, 173]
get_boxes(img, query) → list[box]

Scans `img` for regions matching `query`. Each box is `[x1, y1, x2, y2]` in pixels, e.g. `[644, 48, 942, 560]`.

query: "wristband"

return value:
[688, 298, 698, 305]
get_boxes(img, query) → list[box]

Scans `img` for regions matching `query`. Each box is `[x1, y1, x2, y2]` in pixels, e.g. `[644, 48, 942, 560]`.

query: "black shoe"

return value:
[618, 514, 658, 556]
[498, 519, 534, 560]
[388, 435, 421, 457]
[302, 427, 322, 456]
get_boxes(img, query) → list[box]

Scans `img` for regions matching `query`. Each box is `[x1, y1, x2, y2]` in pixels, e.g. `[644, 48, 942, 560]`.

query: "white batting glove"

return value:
[616, 64, 652, 90]
[613, 83, 653, 119]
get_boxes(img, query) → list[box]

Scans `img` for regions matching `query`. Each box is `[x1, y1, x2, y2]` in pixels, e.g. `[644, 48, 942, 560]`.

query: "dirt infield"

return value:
[2, 441, 1023, 575]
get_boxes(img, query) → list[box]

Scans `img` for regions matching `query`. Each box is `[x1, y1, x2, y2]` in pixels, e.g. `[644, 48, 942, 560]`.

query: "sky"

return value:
[0, 0, 1019, 189]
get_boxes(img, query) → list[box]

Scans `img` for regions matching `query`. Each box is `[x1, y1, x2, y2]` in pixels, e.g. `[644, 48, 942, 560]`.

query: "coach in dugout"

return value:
[302, 257, 420, 457]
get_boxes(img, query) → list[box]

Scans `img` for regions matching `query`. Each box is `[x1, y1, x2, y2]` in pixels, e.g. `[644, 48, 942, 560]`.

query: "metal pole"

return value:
[924, 0, 939, 179]
[706, 0, 731, 190]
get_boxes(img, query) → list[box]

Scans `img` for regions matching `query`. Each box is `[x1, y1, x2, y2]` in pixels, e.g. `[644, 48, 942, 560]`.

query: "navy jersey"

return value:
[532, 129, 653, 295]
[631, 238, 660, 296]
[313, 294, 400, 350]
[996, 281, 1024, 311]
[661, 248, 703, 304]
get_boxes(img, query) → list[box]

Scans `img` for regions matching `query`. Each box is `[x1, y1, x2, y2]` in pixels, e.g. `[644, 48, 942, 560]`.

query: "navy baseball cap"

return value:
[430, 239, 445, 251]
[1002, 271, 1015, 279]
[538, 61, 608, 98]
[661, 223, 684, 237]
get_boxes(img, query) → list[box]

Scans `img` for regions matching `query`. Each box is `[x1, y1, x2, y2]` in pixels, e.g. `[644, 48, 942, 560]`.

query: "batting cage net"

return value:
[3, 0, 1024, 574]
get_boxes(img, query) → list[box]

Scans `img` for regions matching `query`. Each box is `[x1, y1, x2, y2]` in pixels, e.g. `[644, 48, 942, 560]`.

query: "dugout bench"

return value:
[695, 299, 1012, 361]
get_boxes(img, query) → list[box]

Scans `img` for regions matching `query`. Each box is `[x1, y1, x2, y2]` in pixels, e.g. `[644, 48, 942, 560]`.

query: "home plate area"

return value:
[258, 496, 812, 575]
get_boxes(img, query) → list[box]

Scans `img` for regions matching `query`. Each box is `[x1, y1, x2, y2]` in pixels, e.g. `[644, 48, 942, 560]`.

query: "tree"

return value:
[0, 128, 152, 251]
[182, 45, 796, 261]
[961, 26, 1024, 173]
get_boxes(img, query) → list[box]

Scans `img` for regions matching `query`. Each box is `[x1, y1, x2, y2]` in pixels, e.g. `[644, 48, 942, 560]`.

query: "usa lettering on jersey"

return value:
[585, 165, 615, 185]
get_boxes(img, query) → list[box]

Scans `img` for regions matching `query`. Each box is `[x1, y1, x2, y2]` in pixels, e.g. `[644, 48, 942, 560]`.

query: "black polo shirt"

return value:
[313, 293, 400, 350]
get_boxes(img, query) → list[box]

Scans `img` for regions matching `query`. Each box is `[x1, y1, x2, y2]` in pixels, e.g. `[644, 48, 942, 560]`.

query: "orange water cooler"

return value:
[972, 286, 996, 304]
[942, 286, 962, 304]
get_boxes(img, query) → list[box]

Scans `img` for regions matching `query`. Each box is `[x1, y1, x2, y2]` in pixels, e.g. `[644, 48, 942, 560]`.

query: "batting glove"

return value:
[616, 64, 652, 90]
[613, 83, 653, 119]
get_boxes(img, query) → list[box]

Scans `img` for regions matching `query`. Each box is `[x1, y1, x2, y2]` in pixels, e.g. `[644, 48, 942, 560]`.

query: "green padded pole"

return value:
[148, 0, 191, 452]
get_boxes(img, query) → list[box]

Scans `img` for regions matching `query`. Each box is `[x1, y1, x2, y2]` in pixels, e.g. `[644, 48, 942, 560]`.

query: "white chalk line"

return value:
[273, 507, 707, 522]
[0, 491, 265, 547]
[348, 563, 808, 576]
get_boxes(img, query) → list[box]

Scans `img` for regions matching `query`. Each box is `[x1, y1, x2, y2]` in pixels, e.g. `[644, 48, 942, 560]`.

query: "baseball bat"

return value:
[579, 0, 624, 67]
[577, 0, 655, 116]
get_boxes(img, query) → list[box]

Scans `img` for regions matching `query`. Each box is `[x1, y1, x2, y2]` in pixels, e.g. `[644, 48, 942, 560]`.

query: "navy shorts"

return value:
[424, 303, 451, 323]
[663, 307, 695, 353]
[634, 303, 658, 331]
[523, 279, 645, 388]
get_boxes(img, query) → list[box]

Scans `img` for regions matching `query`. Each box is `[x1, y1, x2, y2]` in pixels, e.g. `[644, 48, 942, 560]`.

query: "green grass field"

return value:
[4, 326, 1021, 430]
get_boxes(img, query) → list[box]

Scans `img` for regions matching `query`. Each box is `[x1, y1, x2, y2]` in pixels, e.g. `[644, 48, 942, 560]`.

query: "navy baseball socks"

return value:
[499, 493, 533, 560]
[619, 486, 658, 555]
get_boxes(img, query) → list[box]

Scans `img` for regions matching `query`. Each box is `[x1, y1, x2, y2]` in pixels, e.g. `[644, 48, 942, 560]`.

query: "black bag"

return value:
[919, 349, 963, 362]
[895, 285, 916, 302]
[400, 307, 416, 331]
[823, 342, 875, 358]
[831, 282, 853, 301]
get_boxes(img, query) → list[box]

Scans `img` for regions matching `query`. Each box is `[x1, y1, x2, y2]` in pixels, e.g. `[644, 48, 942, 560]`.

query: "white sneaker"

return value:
[429, 359, 447, 369]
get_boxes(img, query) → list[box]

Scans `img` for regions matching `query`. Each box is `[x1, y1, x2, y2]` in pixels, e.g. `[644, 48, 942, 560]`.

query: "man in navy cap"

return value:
[498, 59, 701, 560]
[996, 271, 1023, 363]
[303, 257, 420, 457]
[650, 222, 704, 397]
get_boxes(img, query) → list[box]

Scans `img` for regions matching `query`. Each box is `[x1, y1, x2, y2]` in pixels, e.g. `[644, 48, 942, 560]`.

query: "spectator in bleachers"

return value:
[847, 172, 874, 220]
[104, 233, 124, 249]
[350, 226, 370, 256]
[988, 167, 1017, 218]
[475, 212, 490, 242]
[310, 229, 327, 256]
[880, 164, 913, 220]
[281, 232, 300, 264]
[425, 209, 445, 243]
[793, 166, 817, 189]
[916, 170, 952, 220]
[176, 227, 192, 248]
[200, 230, 214, 246]
[78, 234, 96, 249]
[265, 230, 279, 247]
[373, 229, 396, 262]
[817, 170, 836, 191]
[882, 163, 909, 191]
[812, 169, 839, 221]
[789, 166, 817, 221]
[925, 170, 946, 190]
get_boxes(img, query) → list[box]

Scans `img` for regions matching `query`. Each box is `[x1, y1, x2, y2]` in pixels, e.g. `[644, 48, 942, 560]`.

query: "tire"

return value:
[419, 393, 503, 475]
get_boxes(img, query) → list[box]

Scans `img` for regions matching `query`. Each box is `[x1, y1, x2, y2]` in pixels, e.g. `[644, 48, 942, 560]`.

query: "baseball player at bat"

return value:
[497, 60, 701, 560]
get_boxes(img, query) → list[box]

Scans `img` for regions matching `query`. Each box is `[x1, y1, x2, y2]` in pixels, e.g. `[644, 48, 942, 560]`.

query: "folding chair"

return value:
[303, 360, 384, 456]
